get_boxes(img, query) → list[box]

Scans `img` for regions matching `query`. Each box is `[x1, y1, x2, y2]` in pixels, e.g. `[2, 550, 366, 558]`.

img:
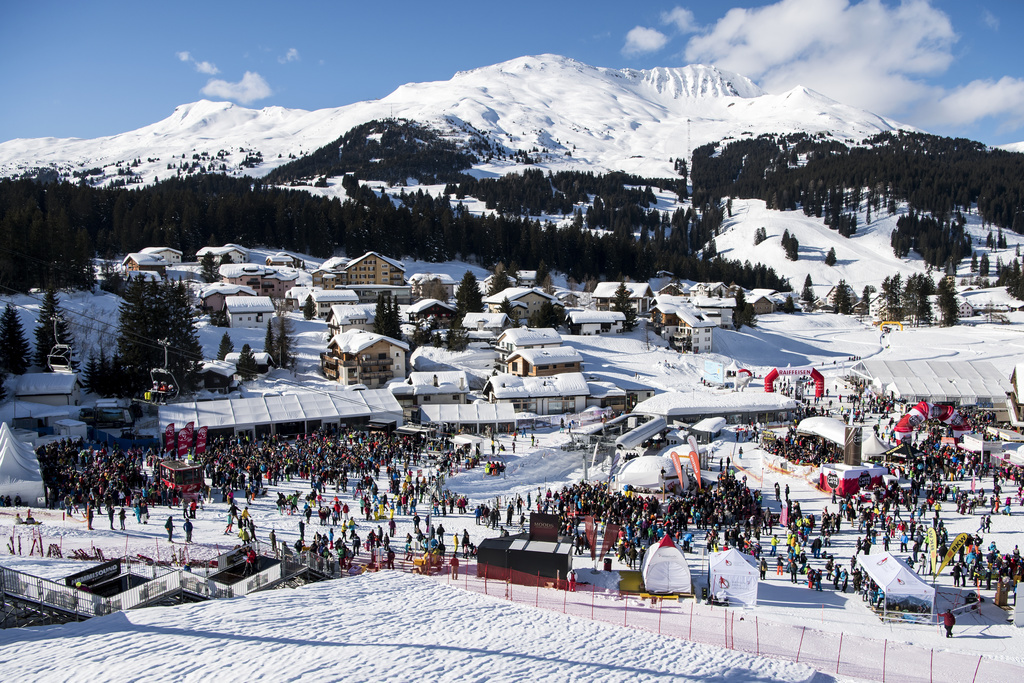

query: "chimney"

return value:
[433, 374, 439, 387]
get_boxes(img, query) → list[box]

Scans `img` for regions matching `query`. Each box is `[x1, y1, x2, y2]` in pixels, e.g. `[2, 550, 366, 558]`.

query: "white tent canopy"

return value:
[0, 423, 46, 504]
[641, 535, 692, 594]
[856, 552, 935, 617]
[708, 548, 759, 606]
[851, 360, 1010, 406]
[796, 416, 847, 445]
[615, 454, 688, 492]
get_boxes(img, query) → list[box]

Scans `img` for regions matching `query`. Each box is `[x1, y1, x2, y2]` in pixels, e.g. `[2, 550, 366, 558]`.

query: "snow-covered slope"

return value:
[0, 54, 909, 187]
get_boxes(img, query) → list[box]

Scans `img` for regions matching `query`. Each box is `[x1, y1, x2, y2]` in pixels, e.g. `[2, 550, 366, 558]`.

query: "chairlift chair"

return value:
[47, 343, 74, 373]
[150, 367, 179, 402]
[47, 318, 74, 373]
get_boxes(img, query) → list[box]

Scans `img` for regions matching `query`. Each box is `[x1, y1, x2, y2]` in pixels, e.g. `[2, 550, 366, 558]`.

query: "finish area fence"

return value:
[433, 564, 1022, 683]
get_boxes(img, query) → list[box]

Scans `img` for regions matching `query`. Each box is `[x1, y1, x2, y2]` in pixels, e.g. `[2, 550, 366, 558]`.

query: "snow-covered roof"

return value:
[852, 360, 1011, 404]
[328, 330, 409, 354]
[311, 289, 360, 304]
[390, 371, 469, 396]
[566, 309, 626, 324]
[140, 246, 182, 256]
[285, 286, 318, 300]
[197, 244, 247, 258]
[407, 298, 456, 314]
[463, 312, 507, 329]
[592, 281, 652, 299]
[349, 251, 404, 271]
[486, 372, 590, 399]
[420, 403, 516, 425]
[200, 283, 257, 299]
[200, 360, 236, 377]
[159, 390, 402, 431]
[690, 295, 736, 309]
[482, 287, 559, 305]
[316, 256, 350, 272]
[123, 252, 167, 267]
[219, 263, 273, 279]
[653, 298, 716, 328]
[634, 390, 798, 418]
[328, 304, 376, 324]
[13, 373, 80, 396]
[748, 288, 778, 300]
[224, 295, 275, 313]
[224, 351, 274, 365]
[585, 381, 626, 399]
[408, 272, 456, 284]
[506, 346, 583, 366]
[497, 327, 561, 346]
[692, 417, 727, 434]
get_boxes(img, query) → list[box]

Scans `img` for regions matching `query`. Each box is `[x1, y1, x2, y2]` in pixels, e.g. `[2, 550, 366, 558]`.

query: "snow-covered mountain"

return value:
[0, 54, 910, 187]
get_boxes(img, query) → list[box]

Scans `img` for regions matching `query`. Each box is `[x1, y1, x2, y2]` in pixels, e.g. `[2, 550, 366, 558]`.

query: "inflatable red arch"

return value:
[894, 401, 969, 442]
[764, 366, 824, 398]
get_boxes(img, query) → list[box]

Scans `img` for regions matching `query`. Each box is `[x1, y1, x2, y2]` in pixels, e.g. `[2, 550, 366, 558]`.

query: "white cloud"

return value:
[622, 26, 669, 56]
[661, 7, 697, 34]
[201, 71, 272, 104]
[921, 77, 1024, 131]
[278, 47, 300, 64]
[677, 0, 1024, 133]
[176, 50, 220, 75]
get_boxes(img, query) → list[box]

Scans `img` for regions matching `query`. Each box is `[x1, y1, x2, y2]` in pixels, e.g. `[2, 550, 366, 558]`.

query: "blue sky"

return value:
[2, 1, 1023, 145]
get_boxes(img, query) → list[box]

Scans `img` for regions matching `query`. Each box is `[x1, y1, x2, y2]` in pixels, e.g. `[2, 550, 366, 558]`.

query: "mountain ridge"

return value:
[0, 54, 910, 188]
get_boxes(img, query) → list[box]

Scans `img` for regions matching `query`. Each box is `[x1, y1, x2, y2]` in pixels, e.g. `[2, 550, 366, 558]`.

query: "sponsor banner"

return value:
[584, 515, 596, 561]
[844, 426, 863, 466]
[600, 523, 620, 560]
[670, 451, 686, 491]
[177, 421, 194, 458]
[529, 512, 561, 543]
[937, 532, 971, 576]
[195, 426, 208, 455]
[703, 360, 725, 384]
[687, 435, 702, 489]
[164, 423, 175, 453]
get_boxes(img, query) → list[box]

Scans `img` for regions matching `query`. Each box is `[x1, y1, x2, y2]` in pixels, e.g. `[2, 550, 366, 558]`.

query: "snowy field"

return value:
[4, 276, 1024, 680]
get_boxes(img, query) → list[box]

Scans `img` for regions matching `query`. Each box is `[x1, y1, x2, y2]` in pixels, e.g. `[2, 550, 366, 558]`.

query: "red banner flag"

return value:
[164, 423, 175, 453]
[583, 515, 596, 561]
[670, 450, 686, 492]
[600, 523, 620, 562]
[687, 435, 702, 490]
[177, 421, 194, 458]
[195, 425, 208, 455]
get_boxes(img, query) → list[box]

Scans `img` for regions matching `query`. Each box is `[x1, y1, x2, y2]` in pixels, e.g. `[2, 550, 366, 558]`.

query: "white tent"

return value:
[641, 535, 692, 594]
[856, 552, 935, 618]
[708, 548, 760, 606]
[614, 454, 688, 492]
[0, 423, 46, 504]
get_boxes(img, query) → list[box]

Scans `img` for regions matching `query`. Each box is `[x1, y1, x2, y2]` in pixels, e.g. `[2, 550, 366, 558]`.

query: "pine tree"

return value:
[487, 264, 511, 296]
[200, 252, 219, 283]
[302, 295, 315, 320]
[34, 288, 74, 370]
[782, 295, 796, 313]
[237, 343, 259, 381]
[825, 247, 837, 266]
[217, 332, 234, 361]
[273, 315, 295, 369]
[446, 316, 468, 351]
[264, 319, 276, 356]
[116, 279, 202, 395]
[833, 280, 853, 315]
[937, 277, 959, 327]
[801, 275, 815, 306]
[455, 271, 483, 316]
[611, 281, 638, 332]
[0, 304, 31, 375]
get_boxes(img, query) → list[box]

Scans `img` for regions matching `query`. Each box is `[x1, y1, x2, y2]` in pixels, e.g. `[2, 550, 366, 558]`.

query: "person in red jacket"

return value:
[942, 610, 956, 638]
